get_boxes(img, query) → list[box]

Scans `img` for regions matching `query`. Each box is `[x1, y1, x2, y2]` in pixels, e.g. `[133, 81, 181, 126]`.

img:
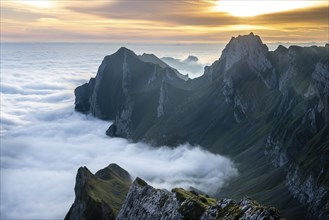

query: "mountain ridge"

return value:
[65, 164, 132, 220]
[66, 164, 283, 220]
[74, 33, 329, 219]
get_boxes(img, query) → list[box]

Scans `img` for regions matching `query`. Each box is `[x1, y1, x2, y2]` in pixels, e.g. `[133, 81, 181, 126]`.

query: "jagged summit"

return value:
[75, 44, 190, 120]
[102, 46, 138, 62]
[65, 164, 131, 220]
[275, 45, 288, 53]
[220, 32, 271, 73]
[95, 163, 131, 181]
[116, 46, 136, 56]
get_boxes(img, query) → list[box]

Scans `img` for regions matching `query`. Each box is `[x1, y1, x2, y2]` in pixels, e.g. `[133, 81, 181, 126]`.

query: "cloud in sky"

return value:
[0, 43, 238, 219]
[1, 0, 328, 42]
[67, 0, 328, 26]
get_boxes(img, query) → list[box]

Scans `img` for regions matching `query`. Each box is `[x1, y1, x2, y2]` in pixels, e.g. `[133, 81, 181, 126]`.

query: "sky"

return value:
[1, 0, 328, 43]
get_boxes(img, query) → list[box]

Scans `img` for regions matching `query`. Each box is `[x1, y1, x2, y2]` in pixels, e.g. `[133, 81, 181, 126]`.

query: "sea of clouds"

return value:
[0, 43, 237, 219]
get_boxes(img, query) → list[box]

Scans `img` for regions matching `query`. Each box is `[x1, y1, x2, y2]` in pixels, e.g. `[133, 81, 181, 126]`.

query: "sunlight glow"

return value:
[15, 0, 54, 8]
[215, 1, 321, 17]
[1, 0, 328, 42]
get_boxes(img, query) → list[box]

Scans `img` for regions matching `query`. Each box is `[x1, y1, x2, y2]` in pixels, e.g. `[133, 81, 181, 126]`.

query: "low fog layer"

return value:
[1, 108, 238, 219]
[1, 43, 237, 219]
[161, 55, 206, 78]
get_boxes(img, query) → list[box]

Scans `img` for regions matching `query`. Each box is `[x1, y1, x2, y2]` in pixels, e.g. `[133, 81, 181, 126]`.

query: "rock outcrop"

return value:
[116, 178, 182, 220]
[66, 165, 282, 220]
[74, 33, 329, 219]
[65, 164, 131, 220]
[74, 78, 95, 113]
[117, 178, 282, 220]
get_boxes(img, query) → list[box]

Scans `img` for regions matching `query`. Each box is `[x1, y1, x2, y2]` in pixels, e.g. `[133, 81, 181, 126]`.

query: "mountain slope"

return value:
[74, 33, 329, 219]
[66, 165, 282, 220]
[65, 164, 131, 220]
[117, 177, 282, 220]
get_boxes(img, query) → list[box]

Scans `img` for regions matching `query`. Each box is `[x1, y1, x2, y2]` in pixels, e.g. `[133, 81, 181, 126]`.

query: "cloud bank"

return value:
[161, 55, 206, 78]
[0, 44, 237, 219]
[1, 109, 238, 219]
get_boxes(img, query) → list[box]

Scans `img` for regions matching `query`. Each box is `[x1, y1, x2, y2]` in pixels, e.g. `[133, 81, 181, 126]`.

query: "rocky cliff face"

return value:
[221, 33, 274, 85]
[75, 33, 329, 219]
[117, 178, 281, 220]
[116, 177, 182, 220]
[65, 164, 131, 220]
[75, 47, 190, 138]
[66, 165, 282, 220]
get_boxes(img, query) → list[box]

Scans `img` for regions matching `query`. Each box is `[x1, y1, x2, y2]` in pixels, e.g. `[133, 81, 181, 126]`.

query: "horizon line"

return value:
[1, 41, 328, 45]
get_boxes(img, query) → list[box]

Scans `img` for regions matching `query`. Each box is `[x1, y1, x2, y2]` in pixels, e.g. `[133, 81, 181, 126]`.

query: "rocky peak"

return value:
[220, 32, 272, 73]
[88, 47, 138, 119]
[275, 45, 288, 54]
[116, 177, 182, 220]
[95, 163, 131, 181]
[74, 167, 94, 200]
[115, 47, 137, 59]
[100, 47, 139, 70]
[116, 177, 282, 220]
[66, 166, 282, 220]
[65, 164, 132, 220]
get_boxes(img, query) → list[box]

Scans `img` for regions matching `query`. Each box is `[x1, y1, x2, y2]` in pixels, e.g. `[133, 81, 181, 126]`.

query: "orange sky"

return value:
[1, 0, 328, 43]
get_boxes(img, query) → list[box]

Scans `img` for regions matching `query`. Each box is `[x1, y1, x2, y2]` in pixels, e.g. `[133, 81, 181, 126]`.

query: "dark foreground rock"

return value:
[66, 165, 282, 220]
[117, 178, 282, 220]
[64, 164, 131, 220]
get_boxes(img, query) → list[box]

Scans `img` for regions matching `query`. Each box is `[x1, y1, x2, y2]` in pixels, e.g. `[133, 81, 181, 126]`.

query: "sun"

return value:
[214, 1, 321, 17]
[15, 0, 54, 9]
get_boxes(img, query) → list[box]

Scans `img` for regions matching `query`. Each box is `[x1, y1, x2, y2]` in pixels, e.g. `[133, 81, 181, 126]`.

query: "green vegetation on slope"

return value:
[87, 164, 131, 215]
[65, 164, 132, 220]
